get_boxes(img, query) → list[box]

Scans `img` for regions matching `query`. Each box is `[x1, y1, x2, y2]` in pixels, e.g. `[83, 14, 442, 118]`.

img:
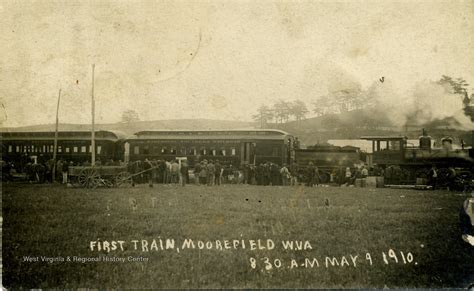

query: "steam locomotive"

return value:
[361, 129, 474, 186]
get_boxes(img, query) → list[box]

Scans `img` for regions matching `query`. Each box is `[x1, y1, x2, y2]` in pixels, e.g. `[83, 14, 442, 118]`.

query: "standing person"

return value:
[263, 162, 271, 186]
[214, 160, 222, 186]
[290, 161, 299, 186]
[180, 160, 189, 186]
[207, 160, 216, 186]
[46, 158, 55, 183]
[249, 165, 257, 185]
[314, 166, 321, 187]
[280, 163, 290, 186]
[156, 160, 164, 183]
[144, 158, 154, 187]
[62, 160, 70, 184]
[170, 160, 180, 184]
[307, 162, 316, 187]
[384, 165, 393, 185]
[56, 159, 63, 182]
[361, 166, 369, 178]
[242, 163, 250, 184]
[194, 161, 202, 185]
[199, 160, 208, 185]
[428, 165, 438, 190]
[165, 160, 172, 184]
[233, 165, 241, 184]
[344, 167, 352, 186]
[152, 159, 159, 183]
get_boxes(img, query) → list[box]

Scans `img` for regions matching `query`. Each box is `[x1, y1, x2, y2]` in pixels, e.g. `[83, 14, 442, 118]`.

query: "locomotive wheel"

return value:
[115, 172, 133, 187]
[78, 168, 99, 189]
[436, 168, 450, 187]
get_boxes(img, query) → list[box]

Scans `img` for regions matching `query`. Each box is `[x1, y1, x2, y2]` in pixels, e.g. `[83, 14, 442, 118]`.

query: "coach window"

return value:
[73, 146, 78, 153]
[65, 147, 70, 153]
[8, 145, 12, 152]
[220, 148, 226, 156]
[58, 146, 62, 153]
[161, 147, 168, 154]
[97, 146, 102, 155]
[189, 148, 196, 155]
[134, 145, 140, 155]
[50, 145, 54, 152]
[170, 148, 177, 155]
[231, 147, 236, 156]
[180, 147, 186, 155]
[81, 146, 87, 153]
[153, 146, 160, 154]
[200, 148, 207, 155]
[211, 149, 216, 156]
[143, 145, 150, 155]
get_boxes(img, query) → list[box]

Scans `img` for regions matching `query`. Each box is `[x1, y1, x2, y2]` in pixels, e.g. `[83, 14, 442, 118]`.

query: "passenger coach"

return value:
[124, 129, 294, 166]
[1, 130, 125, 165]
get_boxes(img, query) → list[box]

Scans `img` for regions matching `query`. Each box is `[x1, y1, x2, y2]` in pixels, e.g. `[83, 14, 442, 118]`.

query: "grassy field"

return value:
[2, 183, 473, 288]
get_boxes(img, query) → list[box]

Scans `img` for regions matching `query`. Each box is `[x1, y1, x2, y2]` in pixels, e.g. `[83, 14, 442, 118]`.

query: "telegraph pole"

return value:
[52, 88, 61, 182]
[91, 64, 96, 166]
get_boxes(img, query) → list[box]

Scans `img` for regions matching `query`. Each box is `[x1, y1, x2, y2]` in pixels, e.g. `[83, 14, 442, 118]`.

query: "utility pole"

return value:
[52, 88, 61, 182]
[91, 64, 96, 166]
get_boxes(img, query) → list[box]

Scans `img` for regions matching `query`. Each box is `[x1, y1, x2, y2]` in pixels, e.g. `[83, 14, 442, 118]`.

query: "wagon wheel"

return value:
[78, 168, 100, 189]
[115, 172, 133, 187]
[102, 177, 114, 188]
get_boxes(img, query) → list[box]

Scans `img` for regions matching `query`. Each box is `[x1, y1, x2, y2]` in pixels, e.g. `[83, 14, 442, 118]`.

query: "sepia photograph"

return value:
[1, 0, 473, 289]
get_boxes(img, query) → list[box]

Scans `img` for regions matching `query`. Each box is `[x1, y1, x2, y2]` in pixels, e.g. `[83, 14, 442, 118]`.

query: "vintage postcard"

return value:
[1, 0, 473, 289]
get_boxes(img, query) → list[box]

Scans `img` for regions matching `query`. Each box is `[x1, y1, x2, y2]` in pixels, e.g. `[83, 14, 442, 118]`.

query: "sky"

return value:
[0, 0, 473, 127]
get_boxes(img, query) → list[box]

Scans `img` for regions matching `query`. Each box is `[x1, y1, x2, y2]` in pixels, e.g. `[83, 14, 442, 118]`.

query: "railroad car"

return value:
[1, 130, 125, 168]
[124, 129, 294, 167]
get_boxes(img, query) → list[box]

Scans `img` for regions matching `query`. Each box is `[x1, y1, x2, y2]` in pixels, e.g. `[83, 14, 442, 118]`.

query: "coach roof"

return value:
[0, 130, 125, 141]
[129, 129, 293, 140]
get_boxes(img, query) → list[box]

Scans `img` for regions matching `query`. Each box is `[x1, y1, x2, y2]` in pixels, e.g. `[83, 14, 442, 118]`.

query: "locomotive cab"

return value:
[360, 135, 407, 166]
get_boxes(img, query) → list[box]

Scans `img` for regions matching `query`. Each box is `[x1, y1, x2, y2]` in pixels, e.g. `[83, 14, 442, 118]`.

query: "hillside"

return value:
[2, 110, 472, 147]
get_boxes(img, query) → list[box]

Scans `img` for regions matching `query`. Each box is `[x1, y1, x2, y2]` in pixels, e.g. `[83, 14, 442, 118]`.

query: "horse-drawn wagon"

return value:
[68, 166, 133, 188]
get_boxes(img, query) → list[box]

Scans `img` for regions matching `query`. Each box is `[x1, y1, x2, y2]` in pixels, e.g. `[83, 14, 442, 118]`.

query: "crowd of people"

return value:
[1, 154, 463, 190]
[125, 158, 377, 188]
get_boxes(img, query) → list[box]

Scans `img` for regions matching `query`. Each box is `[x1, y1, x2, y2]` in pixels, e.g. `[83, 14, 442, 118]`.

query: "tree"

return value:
[438, 75, 469, 100]
[273, 100, 291, 123]
[252, 105, 274, 128]
[312, 96, 331, 116]
[290, 100, 309, 121]
[121, 110, 140, 123]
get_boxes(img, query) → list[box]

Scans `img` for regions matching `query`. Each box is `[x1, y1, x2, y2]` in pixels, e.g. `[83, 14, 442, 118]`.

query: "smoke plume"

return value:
[368, 80, 474, 130]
